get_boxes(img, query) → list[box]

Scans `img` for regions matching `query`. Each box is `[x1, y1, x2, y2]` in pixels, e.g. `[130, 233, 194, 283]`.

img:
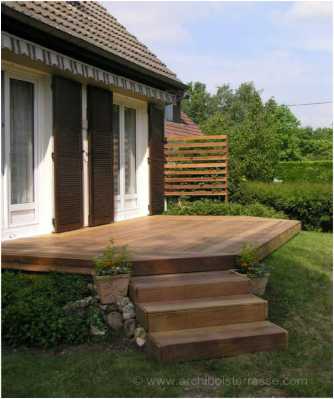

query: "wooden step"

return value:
[136, 294, 267, 332]
[148, 321, 288, 362]
[130, 270, 250, 303]
[132, 255, 236, 276]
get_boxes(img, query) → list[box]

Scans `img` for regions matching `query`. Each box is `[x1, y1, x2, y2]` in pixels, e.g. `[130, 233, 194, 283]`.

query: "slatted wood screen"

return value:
[164, 134, 228, 199]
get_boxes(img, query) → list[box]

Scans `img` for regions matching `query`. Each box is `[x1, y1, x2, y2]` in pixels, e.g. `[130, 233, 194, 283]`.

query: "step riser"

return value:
[132, 255, 236, 276]
[130, 280, 250, 303]
[148, 331, 288, 362]
[138, 302, 268, 332]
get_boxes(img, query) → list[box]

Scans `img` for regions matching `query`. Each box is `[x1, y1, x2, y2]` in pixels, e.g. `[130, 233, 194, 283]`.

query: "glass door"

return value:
[3, 73, 37, 228]
[112, 104, 138, 218]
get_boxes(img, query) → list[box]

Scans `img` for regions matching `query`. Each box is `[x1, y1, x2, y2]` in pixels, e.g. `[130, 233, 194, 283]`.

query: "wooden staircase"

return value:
[130, 270, 288, 362]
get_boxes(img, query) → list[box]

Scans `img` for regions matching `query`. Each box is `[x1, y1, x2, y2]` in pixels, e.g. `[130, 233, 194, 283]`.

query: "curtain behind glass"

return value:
[112, 104, 120, 196]
[124, 107, 136, 195]
[10, 79, 34, 205]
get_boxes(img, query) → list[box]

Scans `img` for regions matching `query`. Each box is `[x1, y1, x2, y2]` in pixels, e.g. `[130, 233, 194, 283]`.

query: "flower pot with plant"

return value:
[94, 241, 132, 304]
[236, 243, 270, 296]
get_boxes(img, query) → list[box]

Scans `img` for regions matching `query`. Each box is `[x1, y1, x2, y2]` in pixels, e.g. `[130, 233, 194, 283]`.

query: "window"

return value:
[124, 107, 136, 195]
[165, 104, 173, 121]
[112, 104, 137, 203]
[9, 79, 35, 205]
[112, 104, 120, 195]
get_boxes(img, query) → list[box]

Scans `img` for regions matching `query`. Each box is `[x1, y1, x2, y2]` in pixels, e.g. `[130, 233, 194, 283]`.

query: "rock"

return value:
[106, 311, 123, 330]
[63, 296, 94, 312]
[87, 283, 95, 292]
[122, 302, 135, 320]
[106, 303, 119, 313]
[124, 318, 136, 338]
[98, 304, 108, 311]
[90, 325, 106, 336]
[135, 327, 146, 347]
[117, 296, 130, 309]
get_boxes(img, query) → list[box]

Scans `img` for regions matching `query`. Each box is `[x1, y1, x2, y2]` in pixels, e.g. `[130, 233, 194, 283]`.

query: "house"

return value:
[1, 1, 186, 240]
[2, 1, 300, 362]
[165, 110, 203, 137]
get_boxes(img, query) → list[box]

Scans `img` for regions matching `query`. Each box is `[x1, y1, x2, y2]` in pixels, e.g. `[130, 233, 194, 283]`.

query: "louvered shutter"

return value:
[148, 103, 165, 214]
[53, 76, 83, 233]
[87, 85, 114, 226]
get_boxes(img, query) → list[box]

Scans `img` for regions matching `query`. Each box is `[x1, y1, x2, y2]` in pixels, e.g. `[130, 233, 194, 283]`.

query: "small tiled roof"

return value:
[3, 1, 180, 83]
[165, 112, 203, 137]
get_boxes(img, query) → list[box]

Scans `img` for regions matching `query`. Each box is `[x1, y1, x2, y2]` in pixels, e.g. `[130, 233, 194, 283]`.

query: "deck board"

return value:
[1, 215, 301, 275]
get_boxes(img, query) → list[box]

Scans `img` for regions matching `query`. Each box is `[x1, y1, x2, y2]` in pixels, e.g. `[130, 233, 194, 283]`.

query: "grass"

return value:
[2, 231, 332, 398]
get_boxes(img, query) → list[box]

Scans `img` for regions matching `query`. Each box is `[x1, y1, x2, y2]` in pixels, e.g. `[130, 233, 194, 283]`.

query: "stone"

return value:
[87, 283, 95, 292]
[90, 325, 106, 336]
[98, 304, 108, 311]
[63, 296, 94, 312]
[117, 296, 130, 309]
[135, 327, 146, 347]
[124, 318, 136, 338]
[106, 311, 123, 330]
[122, 302, 135, 320]
[106, 303, 119, 313]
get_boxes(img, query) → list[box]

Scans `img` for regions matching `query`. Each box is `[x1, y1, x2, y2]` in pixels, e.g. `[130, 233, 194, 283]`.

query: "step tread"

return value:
[131, 270, 248, 289]
[150, 321, 287, 347]
[138, 294, 266, 314]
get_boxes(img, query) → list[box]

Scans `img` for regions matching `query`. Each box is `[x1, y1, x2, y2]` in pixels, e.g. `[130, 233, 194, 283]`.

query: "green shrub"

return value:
[276, 160, 332, 183]
[94, 241, 132, 276]
[165, 199, 287, 219]
[2, 272, 94, 348]
[233, 181, 332, 232]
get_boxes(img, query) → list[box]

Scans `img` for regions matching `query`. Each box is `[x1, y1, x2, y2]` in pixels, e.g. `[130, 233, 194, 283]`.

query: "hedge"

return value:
[234, 181, 332, 232]
[2, 272, 104, 348]
[275, 161, 332, 183]
[165, 200, 287, 219]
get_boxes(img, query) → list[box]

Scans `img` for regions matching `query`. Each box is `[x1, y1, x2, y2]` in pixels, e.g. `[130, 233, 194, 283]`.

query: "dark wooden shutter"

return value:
[53, 76, 83, 233]
[87, 85, 113, 226]
[148, 103, 165, 214]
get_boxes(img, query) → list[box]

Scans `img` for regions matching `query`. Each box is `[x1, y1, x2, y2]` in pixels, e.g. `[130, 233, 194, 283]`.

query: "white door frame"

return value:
[2, 69, 39, 230]
[1, 62, 54, 241]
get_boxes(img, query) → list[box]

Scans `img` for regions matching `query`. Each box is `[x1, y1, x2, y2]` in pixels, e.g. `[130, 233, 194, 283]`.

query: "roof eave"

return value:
[2, 5, 187, 92]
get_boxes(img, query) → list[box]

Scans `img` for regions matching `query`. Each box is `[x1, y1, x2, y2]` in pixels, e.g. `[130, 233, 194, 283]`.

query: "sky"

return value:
[103, 1, 333, 128]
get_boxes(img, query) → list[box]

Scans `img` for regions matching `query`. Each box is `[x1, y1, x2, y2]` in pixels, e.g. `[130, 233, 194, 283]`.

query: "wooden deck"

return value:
[1, 215, 301, 275]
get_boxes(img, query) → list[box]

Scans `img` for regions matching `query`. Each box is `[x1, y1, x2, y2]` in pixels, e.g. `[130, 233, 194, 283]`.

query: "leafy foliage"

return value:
[94, 241, 132, 276]
[2, 272, 93, 348]
[276, 160, 332, 182]
[165, 199, 287, 219]
[233, 181, 333, 232]
[181, 81, 332, 191]
[237, 243, 270, 278]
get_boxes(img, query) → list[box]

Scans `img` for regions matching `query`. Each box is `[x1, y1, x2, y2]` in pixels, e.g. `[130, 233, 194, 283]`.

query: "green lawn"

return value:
[2, 231, 332, 398]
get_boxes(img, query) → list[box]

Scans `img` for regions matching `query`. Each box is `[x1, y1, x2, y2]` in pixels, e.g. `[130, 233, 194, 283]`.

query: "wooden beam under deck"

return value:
[2, 215, 301, 276]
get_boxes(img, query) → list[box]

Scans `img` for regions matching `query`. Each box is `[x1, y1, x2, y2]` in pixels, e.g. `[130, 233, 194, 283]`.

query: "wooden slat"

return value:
[165, 142, 228, 149]
[165, 169, 227, 175]
[166, 156, 228, 162]
[165, 191, 227, 196]
[165, 177, 226, 182]
[165, 162, 226, 169]
[166, 148, 228, 155]
[167, 134, 227, 141]
[165, 184, 226, 190]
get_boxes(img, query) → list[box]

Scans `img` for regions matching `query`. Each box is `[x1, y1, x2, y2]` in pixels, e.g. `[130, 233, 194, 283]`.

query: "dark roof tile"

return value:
[3, 1, 180, 82]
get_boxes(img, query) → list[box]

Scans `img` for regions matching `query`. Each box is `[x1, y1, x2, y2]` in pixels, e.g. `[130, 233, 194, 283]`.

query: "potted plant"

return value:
[94, 241, 132, 304]
[236, 243, 270, 296]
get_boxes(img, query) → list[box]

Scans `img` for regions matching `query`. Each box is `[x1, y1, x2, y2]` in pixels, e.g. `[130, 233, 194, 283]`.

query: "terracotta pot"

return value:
[94, 274, 130, 304]
[249, 274, 269, 296]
